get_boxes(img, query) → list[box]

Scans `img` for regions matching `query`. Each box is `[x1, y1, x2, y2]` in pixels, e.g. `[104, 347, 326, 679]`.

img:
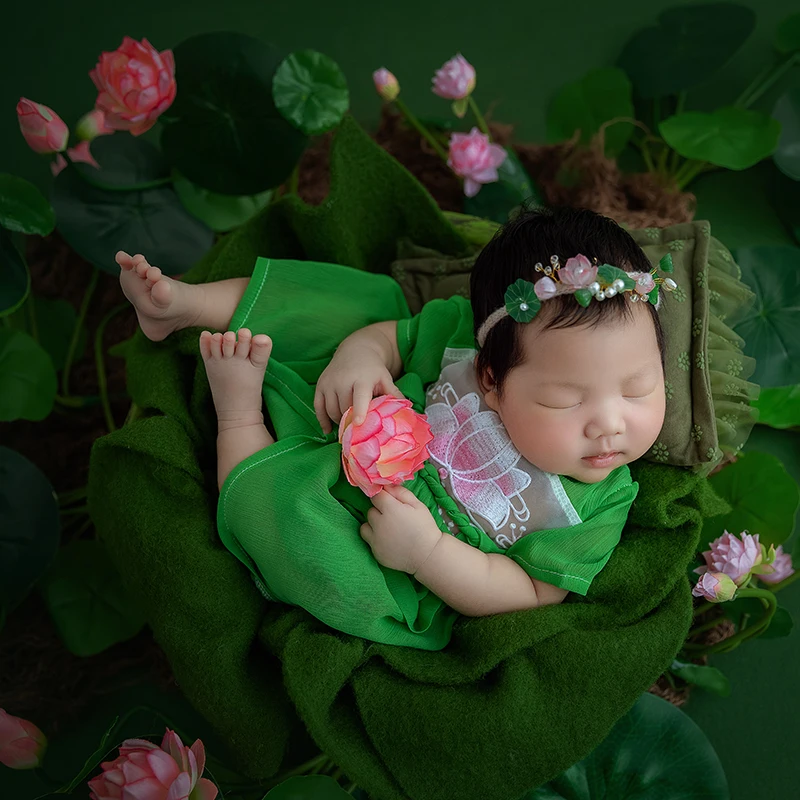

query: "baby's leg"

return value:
[200, 327, 274, 491]
[117, 251, 249, 341]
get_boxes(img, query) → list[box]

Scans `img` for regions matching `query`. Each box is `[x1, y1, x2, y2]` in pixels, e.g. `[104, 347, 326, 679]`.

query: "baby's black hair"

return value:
[470, 205, 666, 396]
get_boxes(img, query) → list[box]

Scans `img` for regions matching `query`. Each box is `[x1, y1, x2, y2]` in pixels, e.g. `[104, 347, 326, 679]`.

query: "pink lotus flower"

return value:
[447, 128, 507, 198]
[534, 276, 557, 300]
[0, 709, 47, 769]
[558, 255, 598, 289]
[758, 544, 796, 584]
[694, 530, 763, 587]
[51, 140, 101, 177]
[88, 729, 217, 800]
[76, 109, 114, 141]
[373, 68, 400, 102]
[339, 395, 433, 498]
[17, 98, 69, 154]
[90, 36, 176, 136]
[432, 54, 476, 100]
[692, 571, 737, 602]
[632, 271, 656, 295]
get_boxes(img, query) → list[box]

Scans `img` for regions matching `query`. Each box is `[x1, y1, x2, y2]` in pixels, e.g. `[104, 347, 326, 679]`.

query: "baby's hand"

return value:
[360, 486, 443, 574]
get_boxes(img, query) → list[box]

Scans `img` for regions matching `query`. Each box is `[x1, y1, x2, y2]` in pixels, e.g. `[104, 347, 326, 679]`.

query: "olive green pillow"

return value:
[390, 221, 759, 472]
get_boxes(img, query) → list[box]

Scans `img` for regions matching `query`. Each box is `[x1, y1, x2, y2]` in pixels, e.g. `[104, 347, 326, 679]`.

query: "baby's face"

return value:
[483, 301, 666, 484]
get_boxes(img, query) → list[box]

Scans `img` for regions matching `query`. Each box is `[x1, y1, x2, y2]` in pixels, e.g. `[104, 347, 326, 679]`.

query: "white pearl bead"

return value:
[605, 287, 617, 297]
[596, 290, 606, 300]
[664, 278, 677, 291]
[520, 302, 529, 311]
[612, 279, 625, 291]
[589, 281, 600, 294]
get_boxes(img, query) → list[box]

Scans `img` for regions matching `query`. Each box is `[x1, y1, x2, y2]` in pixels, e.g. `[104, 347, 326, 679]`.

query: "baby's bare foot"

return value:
[117, 250, 205, 342]
[200, 328, 273, 427]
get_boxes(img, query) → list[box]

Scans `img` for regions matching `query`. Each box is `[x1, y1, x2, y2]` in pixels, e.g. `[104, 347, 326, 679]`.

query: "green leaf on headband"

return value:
[649, 288, 659, 305]
[659, 253, 674, 273]
[505, 279, 540, 323]
[598, 264, 635, 290]
[574, 288, 593, 307]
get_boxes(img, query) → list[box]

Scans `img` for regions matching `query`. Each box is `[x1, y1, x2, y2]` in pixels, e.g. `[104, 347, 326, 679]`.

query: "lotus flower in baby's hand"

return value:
[88, 729, 217, 800]
[339, 395, 433, 497]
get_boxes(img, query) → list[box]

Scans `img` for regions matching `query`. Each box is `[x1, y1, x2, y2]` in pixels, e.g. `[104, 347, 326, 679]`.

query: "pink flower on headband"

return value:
[633, 272, 656, 295]
[534, 277, 557, 300]
[558, 255, 597, 288]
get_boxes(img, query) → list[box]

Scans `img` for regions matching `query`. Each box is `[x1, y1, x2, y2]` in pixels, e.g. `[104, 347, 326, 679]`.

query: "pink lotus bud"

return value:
[692, 571, 737, 602]
[0, 709, 47, 769]
[76, 109, 114, 141]
[694, 530, 763, 587]
[51, 140, 101, 177]
[559, 255, 598, 289]
[17, 98, 69, 154]
[373, 68, 400, 103]
[339, 395, 433, 498]
[758, 544, 796, 584]
[534, 276, 557, 300]
[432, 54, 476, 100]
[88, 729, 217, 800]
[90, 36, 176, 136]
[447, 128, 507, 198]
[632, 271, 656, 295]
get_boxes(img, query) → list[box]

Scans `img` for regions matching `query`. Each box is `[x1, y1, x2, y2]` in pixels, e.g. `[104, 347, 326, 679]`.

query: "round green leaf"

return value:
[733, 246, 800, 386]
[772, 89, 800, 181]
[7, 294, 88, 371]
[660, 107, 781, 170]
[753, 385, 800, 429]
[173, 171, 272, 233]
[504, 278, 540, 323]
[0, 226, 30, 316]
[0, 173, 55, 235]
[265, 775, 353, 799]
[705, 451, 800, 547]
[273, 50, 349, 136]
[39, 540, 148, 657]
[463, 148, 543, 224]
[617, 3, 755, 99]
[759, 605, 794, 638]
[525, 692, 729, 799]
[52, 135, 213, 277]
[670, 660, 731, 697]
[775, 12, 800, 54]
[546, 67, 634, 157]
[0, 446, 60, 610]
[0, 329, 57, 422]
[160, 32, 308, 195]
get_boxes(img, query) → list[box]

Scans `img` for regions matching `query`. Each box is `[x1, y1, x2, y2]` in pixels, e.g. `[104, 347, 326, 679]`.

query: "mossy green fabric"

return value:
[89, 118, 727, 799]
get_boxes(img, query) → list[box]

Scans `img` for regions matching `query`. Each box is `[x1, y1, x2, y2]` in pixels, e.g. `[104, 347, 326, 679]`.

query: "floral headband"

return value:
[476, 253, 678, 347]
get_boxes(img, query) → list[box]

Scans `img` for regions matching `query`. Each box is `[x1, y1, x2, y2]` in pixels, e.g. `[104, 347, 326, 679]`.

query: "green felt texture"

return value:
[90, 118, 727, 799]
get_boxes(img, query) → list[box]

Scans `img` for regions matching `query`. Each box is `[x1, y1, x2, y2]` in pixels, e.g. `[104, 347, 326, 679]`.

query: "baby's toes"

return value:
[234, 328, 252, 359]
[249, 334, 273, 368]
[116, 250, 134, 270]
[144, 266, 162, 287]
[199, 331, 213, 361]
[222, 331, 236, 358]
[210, 332, 224, 360]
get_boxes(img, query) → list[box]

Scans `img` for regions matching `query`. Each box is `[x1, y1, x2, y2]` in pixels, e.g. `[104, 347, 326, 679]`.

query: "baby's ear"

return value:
[475, 357, 500, 410]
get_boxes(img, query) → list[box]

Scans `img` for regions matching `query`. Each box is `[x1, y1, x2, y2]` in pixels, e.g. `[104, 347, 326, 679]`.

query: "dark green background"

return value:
[2, 1, 799, 798]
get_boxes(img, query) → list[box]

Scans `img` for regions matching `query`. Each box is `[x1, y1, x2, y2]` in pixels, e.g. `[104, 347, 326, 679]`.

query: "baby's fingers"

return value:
[352, 381, 374, 425]
[378, 374, 405, 401]
[313, 389, 333, 435]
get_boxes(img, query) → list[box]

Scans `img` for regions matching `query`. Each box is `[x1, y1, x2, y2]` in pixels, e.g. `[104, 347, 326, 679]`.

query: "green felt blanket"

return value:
[88, 116, 728, 800]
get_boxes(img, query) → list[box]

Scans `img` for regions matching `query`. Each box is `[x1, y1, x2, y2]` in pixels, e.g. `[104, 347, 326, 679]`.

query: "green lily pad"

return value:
[504, 278, 540, 323]
[51, 135, 214, 277]
[670, 659, 731, 697]
[618, 3, 755, 99]
[172, 171, 273, 233]
[463, 148, 543, 224]
[524, 692, 728, 799]
[264, 775, 352, 798]
[546, 67, 634, 158]
[0, 329, 57, 422]
[772, 89, 800, 181]
[7, 294, 87, 371]
[160, 32, 308, 195]
[273, 49, 349, 136]
[39, 539, 148, 657]
[0, 173, 55, 235]
[704, 451, 800, 548]
[753, 385, 800, 429]
[775, 11, 800, 54]
[759, 605, 794, 639]
[0, 226, 30, 316]
[660, 107, 781, 170]
[0, 446, 60, 610]
[733, 246, 800, 386]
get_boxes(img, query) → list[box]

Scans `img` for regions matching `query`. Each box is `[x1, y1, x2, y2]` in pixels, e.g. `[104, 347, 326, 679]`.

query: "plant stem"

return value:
[393, 98, 449, 162]
[468, 96, 491, 137]
[26, 295, 40, 342]
[735, 53, 800, 108]
[693, 600, 716, 617]
[287, 163, 300, 195]
[58, 486, 88, 506]
[674, 91, 687, 116]
[62, 266, 100, 397]
[95, 303, 129, 433]
[690, 615, 729, 636]
[63, 152, 173, 193]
